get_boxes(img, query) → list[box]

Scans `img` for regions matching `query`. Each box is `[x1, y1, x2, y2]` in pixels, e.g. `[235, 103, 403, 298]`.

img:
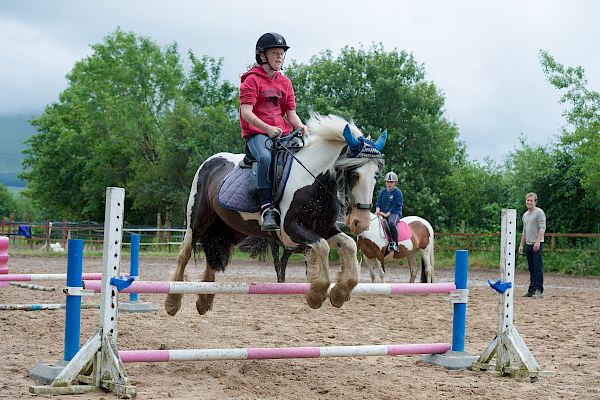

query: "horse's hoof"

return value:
[196, 294, 214, 315]
[306, 285, 328, 309]
[165, 294, 183, 316]
[306, 294, 324, 309]
[329, 285, 351, 308]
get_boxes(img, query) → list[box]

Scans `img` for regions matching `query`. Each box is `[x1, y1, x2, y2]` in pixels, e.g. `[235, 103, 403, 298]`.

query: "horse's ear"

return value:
[373, 129, 387, 151]
[343, 124, 362, 154]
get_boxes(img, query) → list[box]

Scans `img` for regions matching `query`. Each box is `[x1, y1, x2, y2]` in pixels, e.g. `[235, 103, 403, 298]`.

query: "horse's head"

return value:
[337, 125, 387, 235]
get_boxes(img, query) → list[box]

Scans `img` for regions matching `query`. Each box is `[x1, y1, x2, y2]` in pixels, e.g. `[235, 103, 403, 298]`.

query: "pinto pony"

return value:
[357, 213, 435, 283]
[165, 114, 386, 315]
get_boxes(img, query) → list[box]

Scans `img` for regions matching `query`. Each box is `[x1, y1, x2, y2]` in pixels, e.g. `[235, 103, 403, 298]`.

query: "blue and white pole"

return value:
[64, 239, 83, 361]
[451, 250, 468, 352]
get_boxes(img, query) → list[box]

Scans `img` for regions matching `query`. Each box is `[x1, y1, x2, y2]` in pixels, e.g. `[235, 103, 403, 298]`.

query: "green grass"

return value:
[7, 243, 600, 277]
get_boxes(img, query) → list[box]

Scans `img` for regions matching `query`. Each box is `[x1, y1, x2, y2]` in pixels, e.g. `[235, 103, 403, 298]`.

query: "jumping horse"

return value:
[165, 114, 386, 315]
[357, 213, 435, 283]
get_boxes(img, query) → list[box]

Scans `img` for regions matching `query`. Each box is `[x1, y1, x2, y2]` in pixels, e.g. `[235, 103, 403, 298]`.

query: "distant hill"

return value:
[0, 114, 38, 187]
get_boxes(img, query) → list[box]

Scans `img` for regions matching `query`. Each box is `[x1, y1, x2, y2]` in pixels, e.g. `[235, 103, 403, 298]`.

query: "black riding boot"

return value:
[261, 206, 280, 231]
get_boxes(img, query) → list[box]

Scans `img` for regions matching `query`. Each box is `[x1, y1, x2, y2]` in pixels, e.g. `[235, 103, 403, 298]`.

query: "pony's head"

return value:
[303, 114, 387, 235]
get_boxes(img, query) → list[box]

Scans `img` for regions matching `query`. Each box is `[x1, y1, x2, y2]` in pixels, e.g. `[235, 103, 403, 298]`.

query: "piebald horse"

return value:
[357, 213, 435, 283]
[165, 114, 386, 315]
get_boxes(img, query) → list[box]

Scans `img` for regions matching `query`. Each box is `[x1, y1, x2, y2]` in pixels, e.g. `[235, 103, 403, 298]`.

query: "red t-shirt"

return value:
[239, 66, 296, 140]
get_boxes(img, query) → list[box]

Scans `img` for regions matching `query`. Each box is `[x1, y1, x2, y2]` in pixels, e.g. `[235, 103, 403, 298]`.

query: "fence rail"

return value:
[1, 217, 598, 254]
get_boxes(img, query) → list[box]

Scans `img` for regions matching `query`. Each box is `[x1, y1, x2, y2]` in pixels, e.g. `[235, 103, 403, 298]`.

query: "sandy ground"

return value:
[1, 254, 600, 400]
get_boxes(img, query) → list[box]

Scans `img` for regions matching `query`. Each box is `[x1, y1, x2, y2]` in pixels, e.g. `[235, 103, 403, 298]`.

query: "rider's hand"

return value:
[297, 124, 308, 136]
[267, 126, 283, 138]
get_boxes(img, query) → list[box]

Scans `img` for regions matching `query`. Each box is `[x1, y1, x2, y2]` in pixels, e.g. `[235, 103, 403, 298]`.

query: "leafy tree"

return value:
[286, 44, 462, 228]
[0, 184, 17, 218]
[21, 29, 239, 224]
[540, 50, 600, 205]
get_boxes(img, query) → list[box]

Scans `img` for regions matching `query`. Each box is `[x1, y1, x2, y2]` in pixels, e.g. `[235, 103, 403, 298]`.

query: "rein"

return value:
[274, 130, 381, 215]
[273, 130, 345, 209]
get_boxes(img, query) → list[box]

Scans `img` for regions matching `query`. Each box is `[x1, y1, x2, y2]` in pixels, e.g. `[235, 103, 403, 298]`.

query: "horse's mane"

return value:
[304, 113, 363, 145]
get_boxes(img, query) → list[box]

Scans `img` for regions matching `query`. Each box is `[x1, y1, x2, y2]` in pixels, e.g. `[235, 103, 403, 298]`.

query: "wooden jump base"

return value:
[29, 188, 475, 398]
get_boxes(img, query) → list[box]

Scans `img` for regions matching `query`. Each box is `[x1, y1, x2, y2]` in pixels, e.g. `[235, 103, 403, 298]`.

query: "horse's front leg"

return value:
[304, 238, 331, 309]
[165, 228, 193, 316]
[327, 232, 359, 307]
[269, 241, 283, 283]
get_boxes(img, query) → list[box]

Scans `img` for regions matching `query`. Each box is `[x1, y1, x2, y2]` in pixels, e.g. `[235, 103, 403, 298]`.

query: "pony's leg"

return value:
[407, 252, 418, 283]
[421, 248, 434, 283]
[196, 266, 216, 314]
[304, 238, 331, 309]
[377, 259, 386, 283]
[270, 241, 283, 283]
[165, 228, 193, 316]
[327, 233, 359, 308]
[361, 256, 376, 283]
[280, 248, 293, 283]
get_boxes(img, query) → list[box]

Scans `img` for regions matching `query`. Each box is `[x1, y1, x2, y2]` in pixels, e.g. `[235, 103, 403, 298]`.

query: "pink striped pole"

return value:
[1, 272, 128, 282]
[119, 343, 451, 363]
[0, 236, 9, 287]
[82, 281, 456, 296]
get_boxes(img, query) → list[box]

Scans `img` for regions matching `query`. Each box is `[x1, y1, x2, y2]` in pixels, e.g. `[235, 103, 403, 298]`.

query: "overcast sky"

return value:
[2, 0, 599, 162]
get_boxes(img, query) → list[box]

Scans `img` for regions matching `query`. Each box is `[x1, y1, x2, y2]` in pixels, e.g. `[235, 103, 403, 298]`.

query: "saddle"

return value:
[380, 218, 412, 245]
[217, 133, 304, 213]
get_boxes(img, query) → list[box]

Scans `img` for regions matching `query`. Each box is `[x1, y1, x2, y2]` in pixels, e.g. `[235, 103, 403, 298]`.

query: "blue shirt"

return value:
[376, 187, 403, 216]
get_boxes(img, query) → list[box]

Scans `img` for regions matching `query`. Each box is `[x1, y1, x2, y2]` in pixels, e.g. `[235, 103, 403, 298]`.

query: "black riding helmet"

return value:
[255, 32, 290, 65]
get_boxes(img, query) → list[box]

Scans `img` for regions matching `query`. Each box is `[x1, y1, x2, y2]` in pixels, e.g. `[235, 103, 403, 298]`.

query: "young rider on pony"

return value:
[239, 32, 308, 231]
[375, 171, 404, 251]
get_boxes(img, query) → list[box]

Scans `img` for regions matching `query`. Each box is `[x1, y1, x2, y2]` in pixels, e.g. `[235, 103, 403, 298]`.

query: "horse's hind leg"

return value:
[165, 228, 193, 316]
[327, 233, 359, 308]
[407, 252, 418, 283]
[280, 248, 294, 283]
[196, 266, 216, 314]
[195, 223, 235, 314]
[420, 248, 433, 283]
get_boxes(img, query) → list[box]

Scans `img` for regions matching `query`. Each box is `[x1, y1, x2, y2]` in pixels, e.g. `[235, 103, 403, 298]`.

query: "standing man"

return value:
[375, 171, 403, 252]
[518, 192, 546, 298]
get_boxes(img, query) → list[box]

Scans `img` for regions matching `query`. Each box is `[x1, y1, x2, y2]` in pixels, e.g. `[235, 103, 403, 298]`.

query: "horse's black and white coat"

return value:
[165, 114, 386, 315]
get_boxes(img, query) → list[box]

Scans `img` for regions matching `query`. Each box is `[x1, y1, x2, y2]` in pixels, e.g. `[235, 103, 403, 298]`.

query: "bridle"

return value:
[274, 130, 381, 216]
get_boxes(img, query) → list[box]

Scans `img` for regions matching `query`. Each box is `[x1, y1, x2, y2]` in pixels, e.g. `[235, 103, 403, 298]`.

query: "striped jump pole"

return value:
[0, 272, 112, 282]
[82, 281, 457, 295]
[119, 343, 452, 363]
[0, 236, 9, 287]
[0, 303, 99, 311]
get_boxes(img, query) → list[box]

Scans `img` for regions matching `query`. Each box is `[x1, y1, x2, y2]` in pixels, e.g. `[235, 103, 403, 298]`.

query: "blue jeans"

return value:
[526, 243, 544, 294]
[246, 135, 273, 207]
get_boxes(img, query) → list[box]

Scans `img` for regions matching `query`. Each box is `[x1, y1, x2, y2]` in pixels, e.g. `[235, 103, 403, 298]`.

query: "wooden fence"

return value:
[2, 216, 598, 254]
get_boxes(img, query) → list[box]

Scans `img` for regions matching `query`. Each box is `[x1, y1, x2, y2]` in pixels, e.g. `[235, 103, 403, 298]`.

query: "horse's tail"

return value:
[237, 236, 270, 262]
[420, 235, 435, 283]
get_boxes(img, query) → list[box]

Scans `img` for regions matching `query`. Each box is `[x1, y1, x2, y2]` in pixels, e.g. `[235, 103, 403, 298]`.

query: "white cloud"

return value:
[1, 0, 599, 162]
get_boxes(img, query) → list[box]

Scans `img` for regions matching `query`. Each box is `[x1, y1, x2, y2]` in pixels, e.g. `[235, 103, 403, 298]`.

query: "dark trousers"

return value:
[526, 243, 544, 294]
[386, 214, 400, 243]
